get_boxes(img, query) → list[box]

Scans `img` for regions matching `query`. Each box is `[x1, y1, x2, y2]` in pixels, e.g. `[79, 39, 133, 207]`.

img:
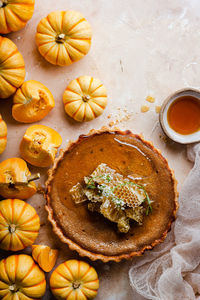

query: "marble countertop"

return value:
[1, 0, 199, 299]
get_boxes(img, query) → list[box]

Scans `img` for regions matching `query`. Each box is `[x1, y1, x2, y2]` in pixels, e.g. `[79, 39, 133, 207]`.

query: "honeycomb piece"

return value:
[84, 163, 146, 209]
[100, 202, 130, 233]
[70, 163, 148, 233]
[114, 184, 145, 208]
[70, 183, 87, 204]
[126, 207, 144, 225]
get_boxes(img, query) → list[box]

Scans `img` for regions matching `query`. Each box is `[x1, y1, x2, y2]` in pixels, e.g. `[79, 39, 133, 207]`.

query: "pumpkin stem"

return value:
[56, 33, 66, 43]
[0, 0, 7, 7]
[9, 284, 19, 292]
[9, 224, 16, 233]
[82, 95, 91, 102]
[72, 281, 81, 289]
[27, 173, 40, 183]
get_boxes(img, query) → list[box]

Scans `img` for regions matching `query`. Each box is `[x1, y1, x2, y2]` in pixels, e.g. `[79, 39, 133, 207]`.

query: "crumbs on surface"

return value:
[109, 121, 116, 127]
[141, 105, 150, 113]
[37, 184, 46, 195]
[146, 95, 155, 103]
[108, 108, 132, 127]
[155, 106, 161, 113]
[159, 134, 169, 144]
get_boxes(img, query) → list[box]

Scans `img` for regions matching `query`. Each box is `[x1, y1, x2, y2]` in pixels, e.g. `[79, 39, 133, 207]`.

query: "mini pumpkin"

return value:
[0, 36, 25, 99]
[36, 10, 92, 66]
[50, 260, 99, 300]
[0, 157, 38, 199]
[32, 245, 58, 272]
[0, 0, 35, 34]
[63, 76, 107, 122]
[12, 80, 55, 123]
[0, 254, 46, 299]
[0, 114, 7, 154]
[20, 125, 62, 167]
[0, 199, 40, 251]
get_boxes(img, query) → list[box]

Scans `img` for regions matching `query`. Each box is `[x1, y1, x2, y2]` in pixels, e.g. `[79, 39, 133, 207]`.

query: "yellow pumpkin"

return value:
[63, 76, 108, 122]
[50, 259, 99, 300]
[0, 0, 35, 34]
[0, 199, 40, 251]
[0, 114, 7, 154]
[0, 36, 25, 99]
[20, 125, 62, 167]
[32, 245, 58, 272]
[0, 158, 38, 199]
[12, 80, 55, 123]
[0, 254, 46, 299]
[36, 10, 92, 66]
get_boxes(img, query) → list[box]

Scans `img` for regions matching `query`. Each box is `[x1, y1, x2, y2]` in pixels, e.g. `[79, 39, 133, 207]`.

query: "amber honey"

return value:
[167, 96, 200, 135]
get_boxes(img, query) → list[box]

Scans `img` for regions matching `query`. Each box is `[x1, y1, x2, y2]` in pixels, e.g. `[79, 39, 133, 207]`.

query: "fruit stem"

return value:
[0, 0, 7, 7]
[9, 284, 19, 292]
[82, 95, 91, 102]
[9, 224, 16, 233]
[56, 33, 66, 43]
[27, 173, 40, 183]
[72, 281, 81, 289]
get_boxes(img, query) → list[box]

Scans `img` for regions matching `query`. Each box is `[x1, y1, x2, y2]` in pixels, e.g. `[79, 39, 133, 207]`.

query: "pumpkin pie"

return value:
[46, 128, 178, 262]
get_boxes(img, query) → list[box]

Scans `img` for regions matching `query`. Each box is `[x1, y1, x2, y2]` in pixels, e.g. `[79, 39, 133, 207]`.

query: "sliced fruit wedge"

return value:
[20, 124, 62, 167]
[32, 245, 59, 272]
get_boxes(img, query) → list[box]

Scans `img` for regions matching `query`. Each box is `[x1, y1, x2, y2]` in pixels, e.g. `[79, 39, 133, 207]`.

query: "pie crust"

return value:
[45, 128, 178, 262]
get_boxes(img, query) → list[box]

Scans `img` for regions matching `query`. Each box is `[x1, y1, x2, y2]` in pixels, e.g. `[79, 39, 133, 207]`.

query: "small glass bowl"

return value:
[159, 88, 200, 144]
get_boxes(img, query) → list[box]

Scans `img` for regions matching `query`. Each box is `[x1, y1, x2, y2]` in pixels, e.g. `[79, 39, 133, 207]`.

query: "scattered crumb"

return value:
[120, 114, 131, 122]
[141, 105, 150, 112]
[37, 184, 46, 195]
[108, 114, 131, 127]
[109, 121, 115, 127]
[159, 134, 169, 144]
[146, 95, 155, 103]
[155, 106, 161, 113]
[108, 107, 133, 126]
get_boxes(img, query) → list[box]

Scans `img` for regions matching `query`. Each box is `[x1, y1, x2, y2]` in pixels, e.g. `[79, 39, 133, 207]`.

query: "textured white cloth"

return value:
[129, 143, 200, 300]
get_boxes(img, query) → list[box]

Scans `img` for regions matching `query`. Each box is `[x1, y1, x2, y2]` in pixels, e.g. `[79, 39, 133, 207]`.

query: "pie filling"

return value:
[47, 131, 177, 258]
[70, 163, 152, 233]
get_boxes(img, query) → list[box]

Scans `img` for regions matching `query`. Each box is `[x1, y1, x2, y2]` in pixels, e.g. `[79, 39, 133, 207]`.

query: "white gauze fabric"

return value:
[129, 143, 200, 300]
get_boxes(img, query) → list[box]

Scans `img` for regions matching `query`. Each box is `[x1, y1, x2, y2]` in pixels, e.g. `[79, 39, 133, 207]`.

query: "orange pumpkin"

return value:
[32, 245, 58, 272]
[0, 0, 35, 34]
[50, 260, 99, 300]
[0, 36, 25, 99]
[12, 80, 55, 123]
[36, 10, 92, 66]
[0, 199, 40, 251]
[0, 157, 38, 199]
[63, 76, 107, 122]
[0, 254, 46, 299]
[0, 114, 7, 154]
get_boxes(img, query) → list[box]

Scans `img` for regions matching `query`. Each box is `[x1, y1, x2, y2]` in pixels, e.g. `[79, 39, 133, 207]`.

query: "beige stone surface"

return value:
[1, 0, 199, 298]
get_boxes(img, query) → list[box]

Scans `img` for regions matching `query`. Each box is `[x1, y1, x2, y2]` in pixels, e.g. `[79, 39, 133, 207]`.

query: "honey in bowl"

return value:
[167, 96, 200, 135]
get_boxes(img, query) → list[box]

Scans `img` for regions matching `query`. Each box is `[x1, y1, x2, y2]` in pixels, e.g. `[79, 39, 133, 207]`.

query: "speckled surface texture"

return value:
[1, 0, 199, 299]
